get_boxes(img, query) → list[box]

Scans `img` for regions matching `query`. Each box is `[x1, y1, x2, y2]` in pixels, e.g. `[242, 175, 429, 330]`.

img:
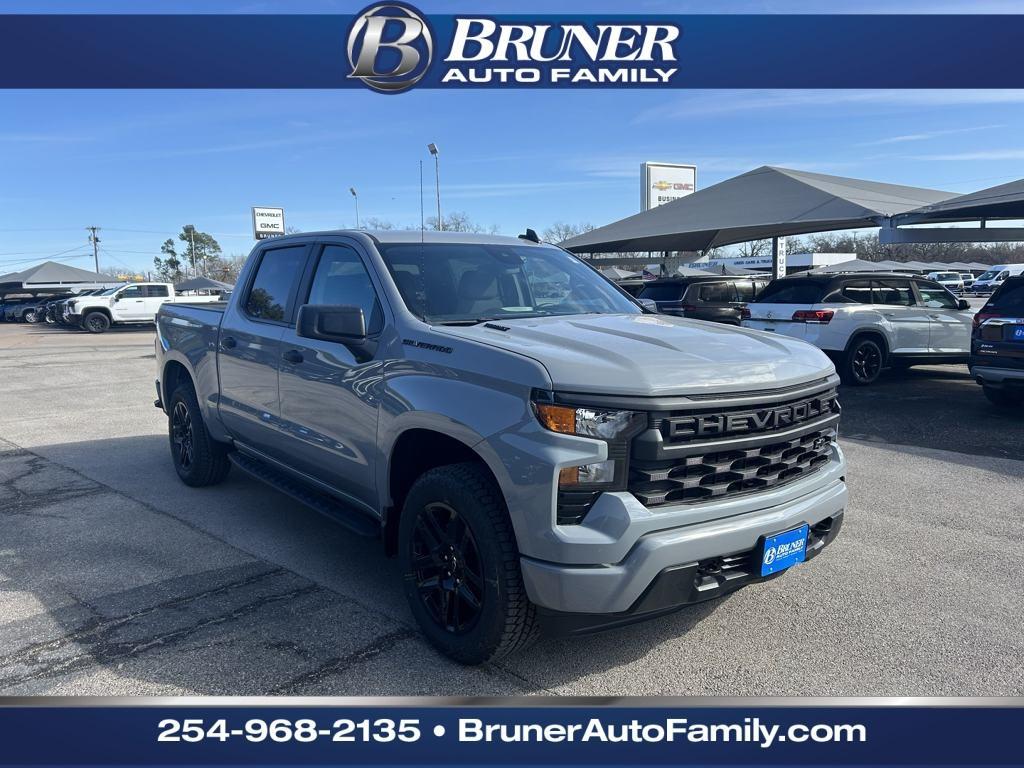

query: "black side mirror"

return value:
[957, 299, 971, 311]
[638, 298, 658, 313]
[297, 304, 376, 362]
[297, 304, 366, 341]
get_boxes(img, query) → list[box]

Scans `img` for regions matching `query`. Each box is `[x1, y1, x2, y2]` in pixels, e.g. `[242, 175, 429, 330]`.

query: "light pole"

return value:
[427, 142, 441, 230]
[350, 187, 360, 228]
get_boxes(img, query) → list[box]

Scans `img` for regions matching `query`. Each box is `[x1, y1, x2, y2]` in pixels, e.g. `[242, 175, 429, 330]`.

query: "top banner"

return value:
[1, 9, 1023, 90]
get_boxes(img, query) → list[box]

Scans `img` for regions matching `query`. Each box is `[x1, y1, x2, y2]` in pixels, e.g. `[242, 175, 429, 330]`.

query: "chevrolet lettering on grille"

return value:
[664, 393, 838, 441]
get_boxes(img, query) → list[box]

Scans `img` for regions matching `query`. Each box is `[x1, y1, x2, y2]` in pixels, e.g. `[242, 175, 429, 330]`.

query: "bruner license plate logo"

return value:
[347, 3, 434, 93]
[761, 524, 808, 576]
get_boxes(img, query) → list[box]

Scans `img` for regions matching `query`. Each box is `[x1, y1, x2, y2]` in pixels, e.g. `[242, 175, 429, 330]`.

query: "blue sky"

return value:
[4, 0, 1024, 275]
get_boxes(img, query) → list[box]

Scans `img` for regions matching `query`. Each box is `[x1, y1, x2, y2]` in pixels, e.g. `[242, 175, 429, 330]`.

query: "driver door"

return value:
[277, 240, 387, 510]
[916, 280, 973, 354]
[112, 284, 147, 320]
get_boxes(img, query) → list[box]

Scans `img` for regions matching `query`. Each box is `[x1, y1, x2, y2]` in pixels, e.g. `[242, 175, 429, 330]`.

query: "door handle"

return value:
[221, 336, 237, 349]
[282, 349, 304, 364]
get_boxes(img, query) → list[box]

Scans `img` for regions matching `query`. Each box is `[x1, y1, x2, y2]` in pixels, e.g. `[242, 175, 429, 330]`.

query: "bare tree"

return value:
[542, 221, 595, 244]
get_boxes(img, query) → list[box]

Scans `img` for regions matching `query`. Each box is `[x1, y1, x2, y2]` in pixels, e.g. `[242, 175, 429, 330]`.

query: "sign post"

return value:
[251, 206, 285, 240]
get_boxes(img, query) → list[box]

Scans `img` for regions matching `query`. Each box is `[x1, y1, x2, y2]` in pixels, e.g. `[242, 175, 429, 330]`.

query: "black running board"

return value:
[229, 452, 380, 538]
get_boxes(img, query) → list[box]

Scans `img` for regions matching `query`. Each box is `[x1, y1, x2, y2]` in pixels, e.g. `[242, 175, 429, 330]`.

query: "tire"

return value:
[82, 311, 110, 333]
[167, 383, 231, 487]
[23, 310, 37, 324]
[398, 462, 539, 665]
[983, 385, 1023, 409]
[841, 336, 885, 386]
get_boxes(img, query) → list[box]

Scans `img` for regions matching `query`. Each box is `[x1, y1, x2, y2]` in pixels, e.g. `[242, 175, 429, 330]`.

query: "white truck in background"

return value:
[66, 282, 223, 333]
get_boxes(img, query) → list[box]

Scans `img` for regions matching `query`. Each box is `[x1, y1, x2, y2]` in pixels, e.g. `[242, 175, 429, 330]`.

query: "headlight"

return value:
[533, 402, 643, 440]
[531, 393, 645, 508]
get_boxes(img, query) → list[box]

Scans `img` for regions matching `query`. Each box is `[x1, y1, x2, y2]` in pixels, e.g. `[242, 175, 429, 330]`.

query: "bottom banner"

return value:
[0, 698, 1019, 765]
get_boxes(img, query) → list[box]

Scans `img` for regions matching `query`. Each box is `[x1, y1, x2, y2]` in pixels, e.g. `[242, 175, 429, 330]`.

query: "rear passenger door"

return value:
[870, 278, 931, 354]
[276, 240, 387, 511]
[217, 243, 311, 454]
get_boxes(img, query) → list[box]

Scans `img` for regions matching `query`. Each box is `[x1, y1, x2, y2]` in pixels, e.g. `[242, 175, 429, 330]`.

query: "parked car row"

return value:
[0, 283, 225, 333]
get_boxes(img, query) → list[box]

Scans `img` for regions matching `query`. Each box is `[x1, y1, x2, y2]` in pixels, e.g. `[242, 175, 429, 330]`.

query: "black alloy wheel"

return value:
[170, 401, 195, 471]
[410, 501, 484, 634]
[845, 338, 884, 385]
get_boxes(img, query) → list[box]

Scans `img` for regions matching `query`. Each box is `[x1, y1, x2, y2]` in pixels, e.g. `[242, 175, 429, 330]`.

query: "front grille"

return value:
[627, 384, 840, 509]
[629, 427, 835, 506]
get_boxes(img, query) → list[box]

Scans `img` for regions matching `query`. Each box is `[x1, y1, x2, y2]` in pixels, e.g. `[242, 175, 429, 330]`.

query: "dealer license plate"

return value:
[1011, 326, 1024, 341]
[760, 524, 809, 576]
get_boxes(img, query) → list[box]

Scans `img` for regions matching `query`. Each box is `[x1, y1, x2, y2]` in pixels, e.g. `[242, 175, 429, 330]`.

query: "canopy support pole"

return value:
[771, 236, 787, 280]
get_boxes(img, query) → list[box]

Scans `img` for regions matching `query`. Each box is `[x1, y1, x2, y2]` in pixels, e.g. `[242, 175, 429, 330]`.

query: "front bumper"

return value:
[521, 448, 847, 629]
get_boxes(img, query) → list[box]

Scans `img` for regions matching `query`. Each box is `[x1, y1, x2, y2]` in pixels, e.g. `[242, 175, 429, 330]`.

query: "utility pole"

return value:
[350, 187, 360, 228]
[87, 226, 100, 273]
[185, 224, 198, 277]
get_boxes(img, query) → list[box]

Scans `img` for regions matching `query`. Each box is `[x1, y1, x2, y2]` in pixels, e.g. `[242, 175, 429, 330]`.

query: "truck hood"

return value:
[435, 313, 834, 396]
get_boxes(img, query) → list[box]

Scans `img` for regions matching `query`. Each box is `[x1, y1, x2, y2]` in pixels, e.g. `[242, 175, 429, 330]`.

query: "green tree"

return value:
[178, 225, 222, 274]
[153, 238, 183, 282]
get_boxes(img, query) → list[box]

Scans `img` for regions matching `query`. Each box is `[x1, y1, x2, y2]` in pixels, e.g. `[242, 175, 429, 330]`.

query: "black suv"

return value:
[637, 274, 769, 325]
[971, 275, 1024, 408]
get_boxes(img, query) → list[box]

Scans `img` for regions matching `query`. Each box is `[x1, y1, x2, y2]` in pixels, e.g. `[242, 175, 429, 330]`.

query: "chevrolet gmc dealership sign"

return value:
[252, 206, 285, 240]
[347, 3, 681, 92]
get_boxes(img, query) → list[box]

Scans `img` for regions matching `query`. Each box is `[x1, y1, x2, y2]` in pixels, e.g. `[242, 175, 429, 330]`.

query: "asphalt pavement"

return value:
[0, 321, 1021, 695]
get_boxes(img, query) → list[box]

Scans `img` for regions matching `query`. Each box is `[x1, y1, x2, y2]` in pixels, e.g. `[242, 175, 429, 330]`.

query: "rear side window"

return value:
[990, 279, 1024, 312]
[696, 282, 735, 302]
[244, 245, 307, 323]
[840, 280, 872, 304]
[146, 285, 169, 298]
[307, 244, 383, 334]
[638, 283, 685, 302]
[754, 279, 825, 304]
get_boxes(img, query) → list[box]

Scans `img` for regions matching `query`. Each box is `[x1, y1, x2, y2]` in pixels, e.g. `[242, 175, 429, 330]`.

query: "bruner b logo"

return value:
[347, 3, 433, 93]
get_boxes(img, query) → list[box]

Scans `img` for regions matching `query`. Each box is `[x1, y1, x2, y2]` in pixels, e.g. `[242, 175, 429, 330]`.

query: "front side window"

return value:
[917, 282, 958, 309]
[307, 245, 383, 334]
[119, 285, 144, 299]
[244, 245, 307, 322]
[872, 279, 914, 307]
[378, 242, 640, 324]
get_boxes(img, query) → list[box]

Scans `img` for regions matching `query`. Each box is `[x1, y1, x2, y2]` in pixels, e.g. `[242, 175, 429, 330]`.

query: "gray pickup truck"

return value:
[155, 230, 847, 664]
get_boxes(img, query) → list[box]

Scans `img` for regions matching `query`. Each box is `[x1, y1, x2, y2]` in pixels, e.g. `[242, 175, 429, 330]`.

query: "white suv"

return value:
[742, 273, 974, 385]
[926, 271, 965, 294]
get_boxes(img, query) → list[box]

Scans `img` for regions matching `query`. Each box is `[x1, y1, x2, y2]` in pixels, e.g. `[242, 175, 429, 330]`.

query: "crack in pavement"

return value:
[0, 572, 319, 690]
[269, 628, 419, 695]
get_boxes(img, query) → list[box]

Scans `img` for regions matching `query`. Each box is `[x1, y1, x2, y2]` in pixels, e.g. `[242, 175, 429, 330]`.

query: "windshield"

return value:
[934, 273, 958, 280]
[377, 242, 640, 324]
[96, 286, 121, 296]
[978, 269, 1001, 281]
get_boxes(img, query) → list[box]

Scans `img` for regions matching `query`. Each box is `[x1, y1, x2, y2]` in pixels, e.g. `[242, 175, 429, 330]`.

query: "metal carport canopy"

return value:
[895, 177, 1024, 224]
[560, 166, 956, 254]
